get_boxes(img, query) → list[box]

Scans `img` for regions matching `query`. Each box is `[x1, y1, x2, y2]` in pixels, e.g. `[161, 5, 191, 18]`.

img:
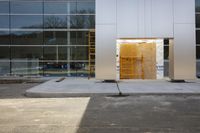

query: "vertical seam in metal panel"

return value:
[115, 0, 118, 39]
[150, 0, 152, 37]
[144, 0, 146, 37]
[137, 0, 139, 37]
[144, 0, 145, 37]
[172, 0, 175, 38]
[116, 0, 118, 79]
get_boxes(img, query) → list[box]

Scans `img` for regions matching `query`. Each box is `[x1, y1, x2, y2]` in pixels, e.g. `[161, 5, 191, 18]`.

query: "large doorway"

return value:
[116, 39, 164, 80]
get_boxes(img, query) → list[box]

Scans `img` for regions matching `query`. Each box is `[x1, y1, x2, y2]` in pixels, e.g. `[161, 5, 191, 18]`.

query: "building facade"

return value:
[96, 0, 197, 80]
[0, 0, 95, 77]
[0, 0, 199, 80]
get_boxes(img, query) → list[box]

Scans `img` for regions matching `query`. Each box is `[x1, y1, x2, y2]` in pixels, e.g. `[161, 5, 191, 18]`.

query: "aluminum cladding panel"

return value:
[173, 24, 196, 79]
[96, 0, 116, 24]
[96, 25, 117, 80]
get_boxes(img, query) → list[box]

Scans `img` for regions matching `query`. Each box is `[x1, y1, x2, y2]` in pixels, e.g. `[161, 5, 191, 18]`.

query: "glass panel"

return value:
[11, 61, 42, 75]
[0, 31, 10, 45]
[11, 15, 43, 29]
[58, 47, 68, 60]
[44, 31, 68, 45]
[70, 15, 95, 29]
[77, 31, 88, 45]
[197, 46, 200, 59]
[70, 46, 88, 60]
[0, 1, 9, 14]
[69, 62, 88, 77]
[0, 61, 10, 75]
[44, 15, 68, 29]
[70, 15, 78, 28]
[43, 62, 69, 76]
[164, 61, 169, 77]
[11, 1, 43, 14]
[11, 46, 43, 59]
[77, 2, 95, 14]
[164, 46, 169, 60]
[0, 15, 9, 28]
[43, 46, 57, 60]
[164, 39, 169, 46]
[85, 15, 95, 29]
[196, 30, 200, 44]
[44, 2, 68, 14]
[70, 31, 89, 45]
[197, 60, 200, 77]
[196, 14, 200, 28]
[11, 31, 43, 45]
[70, 31, 77, 45]
[44, 46, 69, 61]
[70, 2, 76, 14]
[196, 0, 200, 12]
[0, 47, 10, 59]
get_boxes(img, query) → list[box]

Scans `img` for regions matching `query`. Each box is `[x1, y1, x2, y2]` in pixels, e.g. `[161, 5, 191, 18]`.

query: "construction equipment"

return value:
[88, 30, 95, 79]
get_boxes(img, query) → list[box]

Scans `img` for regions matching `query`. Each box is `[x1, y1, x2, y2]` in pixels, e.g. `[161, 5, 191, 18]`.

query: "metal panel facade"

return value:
[96, 0, 117, 80]
[117, 0, 138, 38]
[170, 0, 196, 80]
[172, 24, 196, 79]
[96, 0, 196, 80]
[151, 0, 173, 38]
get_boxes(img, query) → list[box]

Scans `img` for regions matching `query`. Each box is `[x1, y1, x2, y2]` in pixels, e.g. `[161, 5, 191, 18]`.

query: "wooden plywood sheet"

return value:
[120, 43, 156, 79]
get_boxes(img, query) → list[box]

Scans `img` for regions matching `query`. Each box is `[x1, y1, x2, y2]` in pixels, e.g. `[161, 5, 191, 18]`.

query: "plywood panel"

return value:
[141, 43, 156, 79]
[120, 43, 156, 79]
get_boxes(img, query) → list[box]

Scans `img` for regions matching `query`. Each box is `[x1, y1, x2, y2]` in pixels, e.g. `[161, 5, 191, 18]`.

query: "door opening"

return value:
[116, 39, 164, 80]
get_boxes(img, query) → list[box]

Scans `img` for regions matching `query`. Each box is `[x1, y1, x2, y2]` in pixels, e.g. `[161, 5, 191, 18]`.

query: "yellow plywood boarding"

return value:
[120, 43, 156, 79]
[141, 43, 156, 79]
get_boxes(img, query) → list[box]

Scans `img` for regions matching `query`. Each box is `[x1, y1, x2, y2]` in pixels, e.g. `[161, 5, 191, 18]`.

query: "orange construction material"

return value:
[120, 43, 156, 79]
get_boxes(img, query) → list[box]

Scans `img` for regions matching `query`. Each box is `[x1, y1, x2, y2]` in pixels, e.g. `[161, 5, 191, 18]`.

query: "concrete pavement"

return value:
[26, 78, 200, 97]
[0, 98, 90, 133]
[0, 95, 200, 133]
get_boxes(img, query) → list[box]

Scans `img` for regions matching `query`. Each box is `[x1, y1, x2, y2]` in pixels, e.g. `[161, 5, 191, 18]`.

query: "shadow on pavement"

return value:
[75, 95, 200, 133]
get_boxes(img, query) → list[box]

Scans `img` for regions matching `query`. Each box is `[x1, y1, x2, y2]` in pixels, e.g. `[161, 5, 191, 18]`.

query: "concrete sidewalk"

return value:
[25, 78, 200, 97]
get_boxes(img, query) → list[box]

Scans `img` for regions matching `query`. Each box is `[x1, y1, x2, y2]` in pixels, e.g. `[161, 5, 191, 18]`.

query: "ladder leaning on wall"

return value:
[88, 30, 95, 79]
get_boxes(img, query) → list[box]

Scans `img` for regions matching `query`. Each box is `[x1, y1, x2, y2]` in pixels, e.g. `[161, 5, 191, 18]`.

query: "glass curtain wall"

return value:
[0, 0, 95, 77]
[196, 0, 200, 78]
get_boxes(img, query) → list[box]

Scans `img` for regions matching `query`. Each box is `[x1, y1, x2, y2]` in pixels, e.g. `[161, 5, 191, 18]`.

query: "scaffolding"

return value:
[88, 30, 95, 79]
